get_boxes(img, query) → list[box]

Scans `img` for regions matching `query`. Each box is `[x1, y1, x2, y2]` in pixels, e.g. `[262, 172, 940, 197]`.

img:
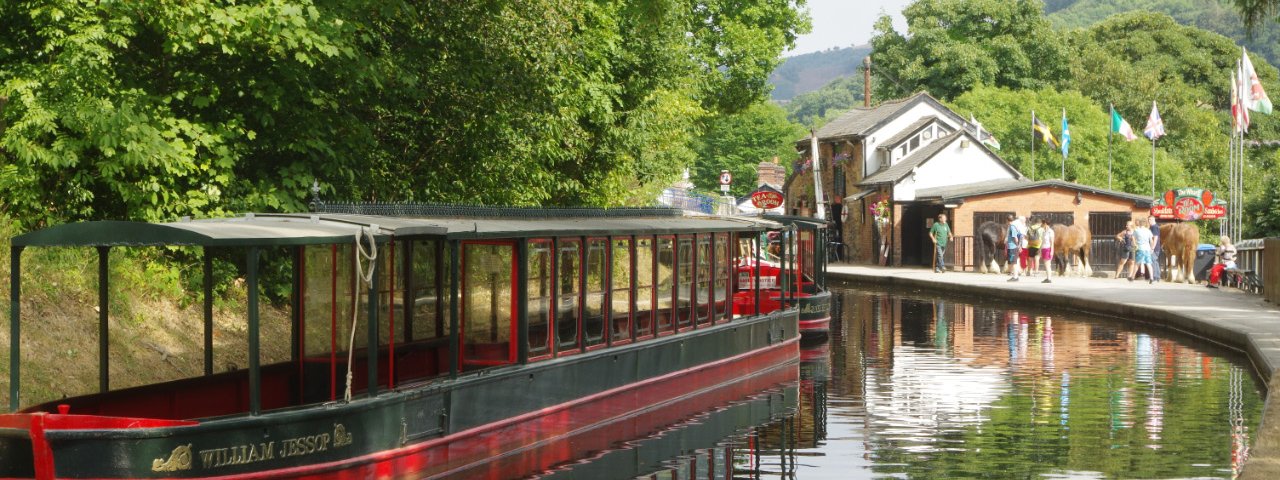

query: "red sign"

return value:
[751, 190, 784, 209]
[719, 170, 733, 185]
[1150, 188, 1226, 221]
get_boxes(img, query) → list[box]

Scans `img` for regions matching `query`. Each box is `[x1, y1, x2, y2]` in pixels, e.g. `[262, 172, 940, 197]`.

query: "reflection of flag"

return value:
[1143, 102, 1165, 141]
[1060, 109, 1070, 159]
[1111, 105, 1137, 141]
[1242, 47, 1273, 115]
[1032, 113, 1060, 148]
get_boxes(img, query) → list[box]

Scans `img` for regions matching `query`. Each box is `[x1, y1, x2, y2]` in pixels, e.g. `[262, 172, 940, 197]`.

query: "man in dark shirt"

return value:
[930, 213, 953, 273]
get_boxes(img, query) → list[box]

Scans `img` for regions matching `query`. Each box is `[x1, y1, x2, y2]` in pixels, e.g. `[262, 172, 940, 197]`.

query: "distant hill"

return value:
[769, 45, 871, 101]
[1045, 0, 1280, 67]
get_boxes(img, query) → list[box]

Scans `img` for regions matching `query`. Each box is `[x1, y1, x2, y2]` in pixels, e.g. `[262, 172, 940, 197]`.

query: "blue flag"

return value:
[1061, 109, 1070, 159]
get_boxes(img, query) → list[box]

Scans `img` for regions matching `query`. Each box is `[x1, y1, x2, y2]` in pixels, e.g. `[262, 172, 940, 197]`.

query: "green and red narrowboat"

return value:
[732, 215, 831, 336]
[1, 205, 800, 479]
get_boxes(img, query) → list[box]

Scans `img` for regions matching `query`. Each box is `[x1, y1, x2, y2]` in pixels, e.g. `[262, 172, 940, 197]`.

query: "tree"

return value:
[0, 0, 811, 228]
[691, 102, 804, 197]
[786, 75, 865, 128]
[869, 0, 1072, 101]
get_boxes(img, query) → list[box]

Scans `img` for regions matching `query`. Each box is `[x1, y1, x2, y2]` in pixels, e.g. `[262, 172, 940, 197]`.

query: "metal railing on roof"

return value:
[318, 202, 686, 219]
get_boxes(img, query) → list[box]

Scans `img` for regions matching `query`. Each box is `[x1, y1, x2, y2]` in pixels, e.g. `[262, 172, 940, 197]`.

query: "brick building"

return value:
[784, 91, 1154, 269]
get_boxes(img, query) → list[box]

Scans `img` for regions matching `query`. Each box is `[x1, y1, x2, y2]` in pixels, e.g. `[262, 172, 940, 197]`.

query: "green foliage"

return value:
[0, 0, 810, 228]
[870, 0, 1072, 101]
[785, 75, 866, 128]
[691, 102, 804, 197]
[768, 45, 870, 101]
[1047, 0, 1280, 81]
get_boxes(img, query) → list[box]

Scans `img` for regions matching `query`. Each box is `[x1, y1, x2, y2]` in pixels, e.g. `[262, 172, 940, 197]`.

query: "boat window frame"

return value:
[714, 232, 731, 324]
[634, 235, 657, 341]
[583, 236, 609, 351]
[655, 235, 677, 337]
[695, 233, 712, 327]
[525, 238, 555, 362]
[675, 234, 695, 332]
[609, 236, 633, 346]
[554, 237, 583, 357]
[458, 240, 519, 369]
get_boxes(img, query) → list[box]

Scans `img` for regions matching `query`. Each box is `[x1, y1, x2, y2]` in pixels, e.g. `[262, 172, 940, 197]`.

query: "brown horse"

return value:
[1052, 224, 1093, 277]
[1160, 222, 1200, 283]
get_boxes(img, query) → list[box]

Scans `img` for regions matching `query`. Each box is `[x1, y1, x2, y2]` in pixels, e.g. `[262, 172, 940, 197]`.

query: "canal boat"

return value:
[732, 215, 832, 336]
[1, 205, 800, 479]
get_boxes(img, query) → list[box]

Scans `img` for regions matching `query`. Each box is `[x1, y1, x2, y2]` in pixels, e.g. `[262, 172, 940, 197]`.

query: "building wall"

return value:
[861, 102, 963, 178]
[949, 187, 1150, 241]
[892, 137, 1018, 202]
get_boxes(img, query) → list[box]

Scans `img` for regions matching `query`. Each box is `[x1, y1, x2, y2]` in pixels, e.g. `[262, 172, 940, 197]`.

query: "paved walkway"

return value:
[827, 264, 1280, 479]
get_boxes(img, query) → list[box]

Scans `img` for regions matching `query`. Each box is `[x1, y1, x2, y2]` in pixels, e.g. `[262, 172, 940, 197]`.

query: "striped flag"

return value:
[1110, 105, 1137, 141]
[1143, 102, 1165, 141]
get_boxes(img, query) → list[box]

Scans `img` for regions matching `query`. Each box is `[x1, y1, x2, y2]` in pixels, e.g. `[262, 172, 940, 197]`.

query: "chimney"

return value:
[863, 56, 872, 108]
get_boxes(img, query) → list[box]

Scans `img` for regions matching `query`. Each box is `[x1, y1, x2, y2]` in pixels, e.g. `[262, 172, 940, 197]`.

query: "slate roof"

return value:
[914, 179, 1154, 206]
[877, 115, 939, 150]
[799, 92, 965, 144]
[857, 129, 1022, 187]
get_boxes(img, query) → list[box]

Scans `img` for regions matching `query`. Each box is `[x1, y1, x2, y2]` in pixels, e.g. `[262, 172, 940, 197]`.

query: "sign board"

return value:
[751, 190, 784, 210]
[1150, 187, 1227, 221]
[719, 170, 732, 185]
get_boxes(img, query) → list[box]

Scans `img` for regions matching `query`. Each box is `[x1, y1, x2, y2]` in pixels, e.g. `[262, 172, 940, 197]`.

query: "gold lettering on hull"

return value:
[152, 444, 193, 472]
[153, 423, 353, 471]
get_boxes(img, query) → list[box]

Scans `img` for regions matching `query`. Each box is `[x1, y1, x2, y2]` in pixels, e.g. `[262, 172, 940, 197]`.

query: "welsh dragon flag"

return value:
[1242, 47, 1273, 115]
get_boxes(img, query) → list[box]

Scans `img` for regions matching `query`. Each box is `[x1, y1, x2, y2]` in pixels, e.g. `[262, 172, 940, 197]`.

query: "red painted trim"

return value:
[223, 336, 798, 479]
[799, 317, 831, 332]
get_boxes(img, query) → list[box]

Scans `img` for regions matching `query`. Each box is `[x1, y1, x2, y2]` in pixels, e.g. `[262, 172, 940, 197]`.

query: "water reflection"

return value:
[530, 286, 1264, 479]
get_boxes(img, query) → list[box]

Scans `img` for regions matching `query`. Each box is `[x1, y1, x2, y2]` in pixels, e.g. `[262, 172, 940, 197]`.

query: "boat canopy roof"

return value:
[13, 207, 779, 248]
[762, 214, 828, 230]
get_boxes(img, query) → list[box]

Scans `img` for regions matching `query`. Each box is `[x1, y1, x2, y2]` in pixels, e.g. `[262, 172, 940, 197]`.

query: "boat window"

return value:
[302, 244, 347, 402]
[695, 234, 712, 326]
[656, 236, 675, 333]
[583, 238, 607, 348]
[556, 239, 582, 353]
[398, 239, 450, 384]
[676, 235, 694, 329]
[610, 237, 632, 343]
[462, 242, 516, 367]
[635, 237, 655, 338]
[409, 240, 446, 342]
[799, 230, 815, 285]
[527, 239, 553, 358]
[714, 233, 730, 323]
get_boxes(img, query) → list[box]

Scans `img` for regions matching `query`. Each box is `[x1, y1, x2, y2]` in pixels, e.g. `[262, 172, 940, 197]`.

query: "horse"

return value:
[1052, 224, 1093, 277]
[1160, 222, 1199, 283]
[975, 221, 1005, 273]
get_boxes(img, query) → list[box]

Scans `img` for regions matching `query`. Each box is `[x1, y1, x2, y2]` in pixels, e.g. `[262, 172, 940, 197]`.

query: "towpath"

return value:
[827, 264, 1280, 479]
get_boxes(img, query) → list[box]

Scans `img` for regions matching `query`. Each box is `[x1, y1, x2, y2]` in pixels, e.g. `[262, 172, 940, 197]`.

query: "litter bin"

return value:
[1194, 244, 1216, 283]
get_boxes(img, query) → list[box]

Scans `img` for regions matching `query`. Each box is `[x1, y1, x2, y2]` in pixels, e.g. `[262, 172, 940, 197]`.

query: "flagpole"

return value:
[1030, 110, 1036, 181]
[1061, 108, 1066, 180]
[1108, 104, 1114, 190]
[1151, 137, 1156, 199]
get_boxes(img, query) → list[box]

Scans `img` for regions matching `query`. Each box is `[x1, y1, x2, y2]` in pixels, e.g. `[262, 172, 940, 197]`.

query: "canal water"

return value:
[536, 284, 1266, 479]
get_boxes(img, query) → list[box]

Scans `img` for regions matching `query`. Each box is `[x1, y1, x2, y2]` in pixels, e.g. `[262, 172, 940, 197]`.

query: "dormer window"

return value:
[923, 127, 933, 140]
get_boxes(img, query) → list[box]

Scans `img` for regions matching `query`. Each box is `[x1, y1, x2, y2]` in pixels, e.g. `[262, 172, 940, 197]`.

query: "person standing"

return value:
[1039, 218, 1055, 283]
[1148, 216, 1161, 283]
[930, 213, 953, 273]
[1114, 221, 1135, 279]
[1026, 218, 1043, 275]
[1131, 218, 1155, 283]
[1007, 215, 1025, 282]
[1207, 235, 1238, 288]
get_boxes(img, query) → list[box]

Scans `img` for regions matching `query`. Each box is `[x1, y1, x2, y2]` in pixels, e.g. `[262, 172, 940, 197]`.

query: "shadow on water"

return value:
[525, 284, 1264, 480]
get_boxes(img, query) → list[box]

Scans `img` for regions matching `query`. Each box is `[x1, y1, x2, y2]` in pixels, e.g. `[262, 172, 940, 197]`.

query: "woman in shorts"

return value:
[1038, 218, 1055, 283]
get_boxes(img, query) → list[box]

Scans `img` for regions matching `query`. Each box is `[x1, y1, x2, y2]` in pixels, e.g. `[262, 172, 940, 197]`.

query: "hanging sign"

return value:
[750, 185, 784, 210]
[1149, 187, 1227, 221]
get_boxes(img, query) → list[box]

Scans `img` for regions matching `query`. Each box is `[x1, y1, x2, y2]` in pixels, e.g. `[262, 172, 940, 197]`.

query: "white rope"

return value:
[343, 226, 378, 402]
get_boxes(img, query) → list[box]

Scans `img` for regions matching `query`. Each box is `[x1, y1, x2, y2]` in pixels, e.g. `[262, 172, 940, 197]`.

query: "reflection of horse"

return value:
[1052, 224, 1093, 276]
[975, 221, 1005, 273]
[1160, 222, 1199, 283]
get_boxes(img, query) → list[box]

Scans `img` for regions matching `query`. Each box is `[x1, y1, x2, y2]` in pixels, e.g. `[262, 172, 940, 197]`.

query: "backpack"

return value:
[1027, 226, 1040, 242]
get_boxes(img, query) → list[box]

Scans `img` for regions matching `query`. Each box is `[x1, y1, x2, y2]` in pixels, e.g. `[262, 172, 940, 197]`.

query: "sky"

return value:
[786, 0, 912, 57]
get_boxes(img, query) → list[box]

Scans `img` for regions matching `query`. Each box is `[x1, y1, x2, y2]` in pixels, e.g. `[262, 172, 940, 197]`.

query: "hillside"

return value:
[769, 45, 871, 101]
[1045, 0, 1280, 67]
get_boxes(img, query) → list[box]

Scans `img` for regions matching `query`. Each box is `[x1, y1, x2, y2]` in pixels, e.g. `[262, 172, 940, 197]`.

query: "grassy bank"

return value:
[0, 217, 291, 409]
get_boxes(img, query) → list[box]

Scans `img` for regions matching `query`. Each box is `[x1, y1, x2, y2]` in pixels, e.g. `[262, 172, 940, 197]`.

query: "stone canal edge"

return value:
[828, 265, 1280, 479]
